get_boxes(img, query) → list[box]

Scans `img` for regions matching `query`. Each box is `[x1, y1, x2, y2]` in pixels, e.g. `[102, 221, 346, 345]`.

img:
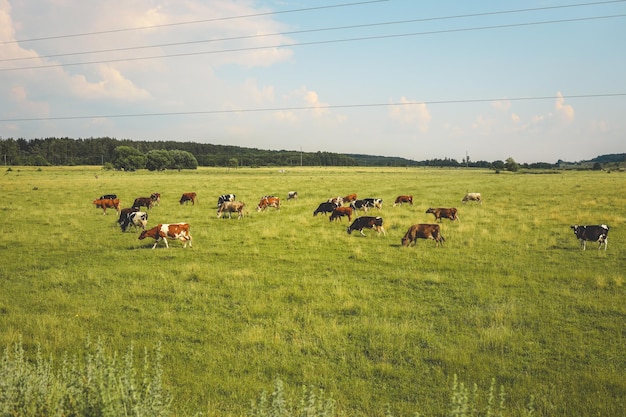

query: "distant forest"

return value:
[0, 137, 623, 169]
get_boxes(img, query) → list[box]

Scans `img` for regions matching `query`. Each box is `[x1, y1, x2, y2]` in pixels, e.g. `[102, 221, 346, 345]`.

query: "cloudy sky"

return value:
[1, 0, 624, 163]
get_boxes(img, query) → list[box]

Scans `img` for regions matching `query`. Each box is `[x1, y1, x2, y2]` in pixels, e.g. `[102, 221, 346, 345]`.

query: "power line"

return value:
[1, 93, 624, 123]
[2, 14, 624, 72]
[0, 0, 389, 45]
[3, 0, 625, 63]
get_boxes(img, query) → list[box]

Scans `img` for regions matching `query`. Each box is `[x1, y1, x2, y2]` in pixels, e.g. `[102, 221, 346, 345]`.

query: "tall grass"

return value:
[0, 338, 170, 416]
[0, 166, 624, 416]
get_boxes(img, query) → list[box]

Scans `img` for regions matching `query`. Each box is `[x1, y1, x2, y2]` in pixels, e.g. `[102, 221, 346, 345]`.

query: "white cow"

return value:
[461, 193, 482, 204]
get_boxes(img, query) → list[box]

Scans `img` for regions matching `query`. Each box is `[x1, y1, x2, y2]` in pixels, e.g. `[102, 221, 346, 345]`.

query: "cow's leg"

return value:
[162, 238, 169, 249]
[359, 229, 366, 236]
[151, 239, 159, 249]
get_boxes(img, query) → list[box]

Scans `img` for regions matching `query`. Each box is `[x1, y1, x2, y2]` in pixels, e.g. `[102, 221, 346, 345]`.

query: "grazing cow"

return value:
[217, 201, 245, 219]
[343, 193, 358, 204]
[426, 207, 459, 222]
[287, 191, 298, 200]
[93, 198, 121, 215]
[330, 206, 353, 222]
[401, 224, 445, 247]
[180, 192, 198, 205]
[462, 193, 482, 204]
[117, 207, 139, 223]
[363, 198, 383, 209]
[119, 211, 148, 232]
[350, 199, 371, 212]
[132, 197, 154, 210]
[570, 224, 609, 250]
[139, 223, 192, 249]
[347, 216, 386, 236]
[393, 195, 413, 206]
[99, 194, 117, 200]
[314, 201, 338, 216]
[217, 194, 236, 208]
[257, 196, 280, 211]
[150, 193, 161, 206]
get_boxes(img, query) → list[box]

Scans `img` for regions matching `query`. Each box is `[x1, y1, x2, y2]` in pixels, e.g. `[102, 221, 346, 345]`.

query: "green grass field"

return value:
[0, 166, 624, 416]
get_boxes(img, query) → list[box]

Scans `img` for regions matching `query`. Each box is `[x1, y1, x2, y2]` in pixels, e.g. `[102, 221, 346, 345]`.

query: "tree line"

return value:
[0, 136, 606, 170]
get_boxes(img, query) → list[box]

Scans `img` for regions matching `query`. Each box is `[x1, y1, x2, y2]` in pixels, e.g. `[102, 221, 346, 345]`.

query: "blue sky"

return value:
[1, 0, 624, 163]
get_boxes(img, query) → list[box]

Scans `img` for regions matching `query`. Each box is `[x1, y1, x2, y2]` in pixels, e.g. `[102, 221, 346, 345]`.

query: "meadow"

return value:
[0, 166, 624, 417]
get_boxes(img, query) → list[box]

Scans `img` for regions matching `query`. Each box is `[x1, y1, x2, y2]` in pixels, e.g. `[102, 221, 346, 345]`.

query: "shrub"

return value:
[0, 338, 171, 417]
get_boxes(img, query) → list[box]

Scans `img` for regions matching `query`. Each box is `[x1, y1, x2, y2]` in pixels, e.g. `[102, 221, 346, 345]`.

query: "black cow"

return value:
[570, 224, 609, 250]
[314, 201, 338, 216]
[217, 194, 236, 208]
[99, 194, 117, 200]
[347, 216, 386, 236]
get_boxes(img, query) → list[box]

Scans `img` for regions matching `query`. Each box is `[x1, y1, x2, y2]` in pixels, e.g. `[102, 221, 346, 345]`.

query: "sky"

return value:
[1, 0, 624, 163]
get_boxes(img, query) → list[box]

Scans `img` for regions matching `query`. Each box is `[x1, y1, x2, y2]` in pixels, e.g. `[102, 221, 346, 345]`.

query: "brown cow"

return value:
[93, 198, 121, 215]
[180, 192, 198, 205]
[138, 223, 192, 249]
[329, 206, 353, 222]
[257, 196, 280, 211]
[426, 207, 459, 222]
[342, 193, 358, 204]
[393, 195, 413, 206]
[132, 197, 154, 210]
[150, 193, 161, 206]
[401, 224, 444, 247]
[217, 201, 246, 219]
[347, 216, 386, 236]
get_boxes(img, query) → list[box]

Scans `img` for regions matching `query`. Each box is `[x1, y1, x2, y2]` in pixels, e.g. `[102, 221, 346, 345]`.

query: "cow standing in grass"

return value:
[347, 216, 385, 236]
[462, 193, 482, 204]
[401, 224, 444, 247]
[139, 223, 192, 249]
[426, 207, 459, 222]
[93, 198, 121, 215]
[217, 201, 245, 219]
[570, 224, 609, 250]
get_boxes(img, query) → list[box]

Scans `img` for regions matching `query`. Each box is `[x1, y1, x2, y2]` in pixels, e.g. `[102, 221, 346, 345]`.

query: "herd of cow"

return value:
[93, 190, 610, 251]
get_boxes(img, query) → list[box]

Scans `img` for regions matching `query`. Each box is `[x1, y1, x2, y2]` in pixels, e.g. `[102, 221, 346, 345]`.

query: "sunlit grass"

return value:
[0, 166, 624, 416]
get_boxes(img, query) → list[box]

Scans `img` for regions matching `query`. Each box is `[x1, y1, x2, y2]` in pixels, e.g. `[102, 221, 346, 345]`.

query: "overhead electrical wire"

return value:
[2, 0, 625, 63]
[0, 0, 390, 45]
[1, 93, 624, 123]
[1, 13, 624, 72]
[0, 0, 626, 62]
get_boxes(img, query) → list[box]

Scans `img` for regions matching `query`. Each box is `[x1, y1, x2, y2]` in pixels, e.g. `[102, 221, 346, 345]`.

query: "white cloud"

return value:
[555, 91, 575, 122]
[388, 97, 431, 132]
[69, 65, 151, 101]
[492, 99, 511, 111]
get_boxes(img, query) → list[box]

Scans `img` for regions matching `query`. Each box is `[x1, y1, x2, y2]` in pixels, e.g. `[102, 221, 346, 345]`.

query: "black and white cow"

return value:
[570, 224, 609, 250]
[363, 198, 383, 209]
[350, 199, 371, 212]
[347, 216, 386, 236]
[217, 194, 236, 208]
[119, 211, 149, 232]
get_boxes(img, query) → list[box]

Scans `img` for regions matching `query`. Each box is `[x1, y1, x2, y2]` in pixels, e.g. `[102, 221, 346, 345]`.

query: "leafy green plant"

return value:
[0, 338, 171, 417]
